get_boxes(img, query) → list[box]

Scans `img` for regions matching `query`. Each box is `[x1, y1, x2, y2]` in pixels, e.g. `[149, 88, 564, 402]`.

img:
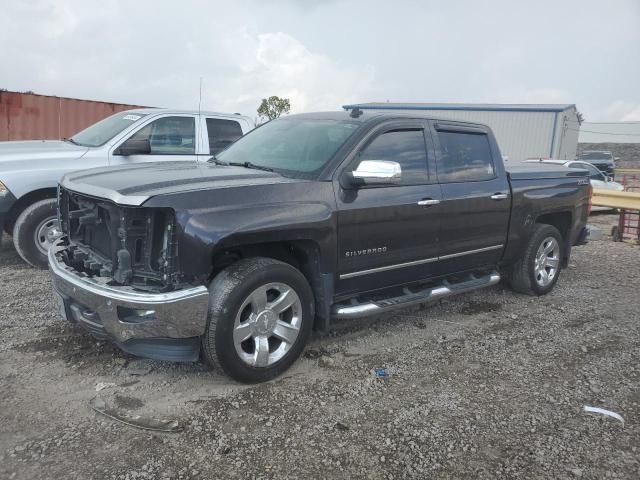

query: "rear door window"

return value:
[206, 118, 244, 155]
[436, 131, 495, 183]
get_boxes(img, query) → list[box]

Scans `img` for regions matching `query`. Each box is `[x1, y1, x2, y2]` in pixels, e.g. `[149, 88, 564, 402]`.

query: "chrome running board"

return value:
[332, 271, 500, 319]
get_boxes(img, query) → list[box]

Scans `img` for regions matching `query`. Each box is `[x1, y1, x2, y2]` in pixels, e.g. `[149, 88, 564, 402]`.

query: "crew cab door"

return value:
[109, 114, 198, 165]
[431, 121, 510, 274]
[335, 120, 442, 296]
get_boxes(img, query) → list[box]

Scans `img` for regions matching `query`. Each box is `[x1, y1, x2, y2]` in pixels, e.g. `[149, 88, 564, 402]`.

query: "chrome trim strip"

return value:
[339, 244, 504, 280]
[339, 256, 439, 280]
[437, 244, 504, 261]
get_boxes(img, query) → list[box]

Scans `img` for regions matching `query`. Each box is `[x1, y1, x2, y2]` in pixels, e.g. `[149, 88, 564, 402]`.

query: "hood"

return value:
[0, 140, 89, 164]
[60, 161, 298, 206]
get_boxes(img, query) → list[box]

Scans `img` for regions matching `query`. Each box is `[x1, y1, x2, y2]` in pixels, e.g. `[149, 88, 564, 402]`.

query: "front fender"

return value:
[144, 181, 337, 282]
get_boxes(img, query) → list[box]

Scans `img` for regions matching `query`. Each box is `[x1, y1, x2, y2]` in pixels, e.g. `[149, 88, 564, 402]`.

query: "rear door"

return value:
[431, 121, 510, 274]
[335, 119, 442, 296]
[109, 114, 198, 165]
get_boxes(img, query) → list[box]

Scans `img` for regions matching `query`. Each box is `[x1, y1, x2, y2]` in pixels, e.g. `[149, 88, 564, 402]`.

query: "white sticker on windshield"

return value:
[123, 114, 141, 121]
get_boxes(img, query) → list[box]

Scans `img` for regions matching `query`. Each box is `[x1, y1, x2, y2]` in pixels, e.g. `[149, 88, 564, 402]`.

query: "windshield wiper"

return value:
[207, 156, 228, 166]
[63, 137, 81, 146]
[206, 157, 274, 172]
[227, 161, 274, 172]
[239, 162, 273, 172]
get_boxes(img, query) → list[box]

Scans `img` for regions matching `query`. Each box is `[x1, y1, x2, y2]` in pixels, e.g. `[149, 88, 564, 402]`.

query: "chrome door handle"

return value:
[418, 199, 440, 206]
[490, 193, 508, 200]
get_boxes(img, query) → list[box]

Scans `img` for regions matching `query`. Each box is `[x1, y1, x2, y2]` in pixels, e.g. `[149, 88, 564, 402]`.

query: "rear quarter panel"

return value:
[501, 174, 590, 266]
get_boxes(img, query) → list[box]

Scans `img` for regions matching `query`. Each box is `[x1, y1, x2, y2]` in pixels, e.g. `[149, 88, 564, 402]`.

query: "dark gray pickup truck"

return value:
[49, 111, 593, 382]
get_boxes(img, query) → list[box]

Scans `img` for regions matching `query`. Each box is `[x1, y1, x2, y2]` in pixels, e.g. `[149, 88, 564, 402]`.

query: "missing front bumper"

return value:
[49, 240, 210, 361]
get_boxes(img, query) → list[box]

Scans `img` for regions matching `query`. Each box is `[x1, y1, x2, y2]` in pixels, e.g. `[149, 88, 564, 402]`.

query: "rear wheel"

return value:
[12, 199, 58, 269]
[202, 257, 314, 383]
[508, 224, 563, 296]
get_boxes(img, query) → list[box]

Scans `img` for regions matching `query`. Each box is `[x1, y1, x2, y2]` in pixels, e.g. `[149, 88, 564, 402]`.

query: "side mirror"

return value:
[607, 175, 614, 182]
[614, 157, 620, 161]
[346, 160, 402, 187]
[115, 138, 151, 156]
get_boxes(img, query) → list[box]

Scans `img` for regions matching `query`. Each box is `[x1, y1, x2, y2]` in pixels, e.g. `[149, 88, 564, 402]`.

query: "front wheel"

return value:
[202, 257, 314, 383]
[12, 199, 58, 269]
[508, 224, 564, 296]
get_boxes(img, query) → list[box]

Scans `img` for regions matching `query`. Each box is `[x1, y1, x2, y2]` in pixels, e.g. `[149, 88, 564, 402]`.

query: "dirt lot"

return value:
[1, 213, 639, 480]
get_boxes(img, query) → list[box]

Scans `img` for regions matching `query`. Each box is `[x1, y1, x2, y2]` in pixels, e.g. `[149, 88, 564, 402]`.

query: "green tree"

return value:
[257, 96, 291, 123]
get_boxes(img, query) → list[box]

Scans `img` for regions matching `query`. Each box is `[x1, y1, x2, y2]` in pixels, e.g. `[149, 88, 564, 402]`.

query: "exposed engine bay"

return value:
[57, 187, 180, 292]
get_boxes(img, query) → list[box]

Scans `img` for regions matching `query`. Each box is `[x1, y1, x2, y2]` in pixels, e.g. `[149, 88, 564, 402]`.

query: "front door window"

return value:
[128, 116, 196, 155]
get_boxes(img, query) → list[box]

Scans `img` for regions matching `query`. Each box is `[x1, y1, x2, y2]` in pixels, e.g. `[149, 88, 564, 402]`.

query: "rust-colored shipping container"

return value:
[0, 90, 147, 141]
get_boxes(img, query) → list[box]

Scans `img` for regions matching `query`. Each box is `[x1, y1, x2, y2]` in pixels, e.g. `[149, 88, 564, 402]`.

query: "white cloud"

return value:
[0, 0, 638, 122]
[0, 1, 376, 118]
[229, 32, 376, 113]
[491, 88, 572, 105]
[604, 101, 640, 122]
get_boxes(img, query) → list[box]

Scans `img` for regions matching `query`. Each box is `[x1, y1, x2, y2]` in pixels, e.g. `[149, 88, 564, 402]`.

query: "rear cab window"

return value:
[206, 118, 244, 155]
[435, 129, 495, 183]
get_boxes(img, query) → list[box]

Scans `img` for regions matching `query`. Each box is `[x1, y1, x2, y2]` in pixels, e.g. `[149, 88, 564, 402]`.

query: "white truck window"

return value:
[129, 116, 196, 155]
[206, 118, 244, 155]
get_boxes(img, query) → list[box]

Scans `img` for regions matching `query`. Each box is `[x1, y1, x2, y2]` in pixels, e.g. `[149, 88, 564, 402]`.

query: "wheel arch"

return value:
[209, 239, 334, 333]
[535, 210, 572, 267]
[5, 188, 57, 234]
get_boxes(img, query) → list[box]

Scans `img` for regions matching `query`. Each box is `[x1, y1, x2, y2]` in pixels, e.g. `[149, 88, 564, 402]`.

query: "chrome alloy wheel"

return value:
[233, 282, 303, 367]
[534, 236, 560, 287]
[34, 216, 59, 255]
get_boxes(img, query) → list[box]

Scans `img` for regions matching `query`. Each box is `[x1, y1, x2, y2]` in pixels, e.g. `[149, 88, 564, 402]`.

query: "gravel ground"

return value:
[1, 213, 639, 480]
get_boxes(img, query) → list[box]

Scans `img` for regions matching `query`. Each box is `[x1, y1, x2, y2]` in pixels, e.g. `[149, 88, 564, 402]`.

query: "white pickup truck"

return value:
[0, 108, 253, 267]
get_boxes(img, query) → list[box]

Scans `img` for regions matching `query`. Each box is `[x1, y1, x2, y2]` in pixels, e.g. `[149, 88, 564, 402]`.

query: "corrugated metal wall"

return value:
[554, 107, 580, 160]
[359, 107, 575, 162]
[0, 90, 145, 141]
[427, 109, 555, 161]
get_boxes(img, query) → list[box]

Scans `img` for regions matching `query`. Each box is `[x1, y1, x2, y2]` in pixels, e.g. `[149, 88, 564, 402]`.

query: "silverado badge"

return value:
[345, 246, 388, 257]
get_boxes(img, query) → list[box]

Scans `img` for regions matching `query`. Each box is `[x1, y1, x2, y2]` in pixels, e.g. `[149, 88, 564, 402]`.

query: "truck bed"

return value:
[506, 163, 587, 180]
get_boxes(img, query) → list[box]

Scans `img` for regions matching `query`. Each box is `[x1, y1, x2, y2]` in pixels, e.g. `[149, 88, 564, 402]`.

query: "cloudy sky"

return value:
[1, 0, 638, 121]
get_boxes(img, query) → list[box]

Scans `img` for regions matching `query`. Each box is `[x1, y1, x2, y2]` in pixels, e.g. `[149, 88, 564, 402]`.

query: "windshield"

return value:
[581, 152, 612, 160]
[217, 118, 362, 178]
[70, 112, 148, 147]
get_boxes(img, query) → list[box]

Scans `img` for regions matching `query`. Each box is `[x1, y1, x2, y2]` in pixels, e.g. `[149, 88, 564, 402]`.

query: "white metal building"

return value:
[342, 103, 581, 162]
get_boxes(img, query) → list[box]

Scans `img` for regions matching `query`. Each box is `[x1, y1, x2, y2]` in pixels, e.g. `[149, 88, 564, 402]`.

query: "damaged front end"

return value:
[57, 187, 180, 291]
[49, 186, 210, 362]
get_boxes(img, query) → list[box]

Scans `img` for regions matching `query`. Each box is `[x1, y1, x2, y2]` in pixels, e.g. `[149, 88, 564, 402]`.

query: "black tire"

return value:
[507, 224, 564, 296]
[611, 226, 622, 242]
[202, 257, 314, 383]
[12, 199, 57, 269]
